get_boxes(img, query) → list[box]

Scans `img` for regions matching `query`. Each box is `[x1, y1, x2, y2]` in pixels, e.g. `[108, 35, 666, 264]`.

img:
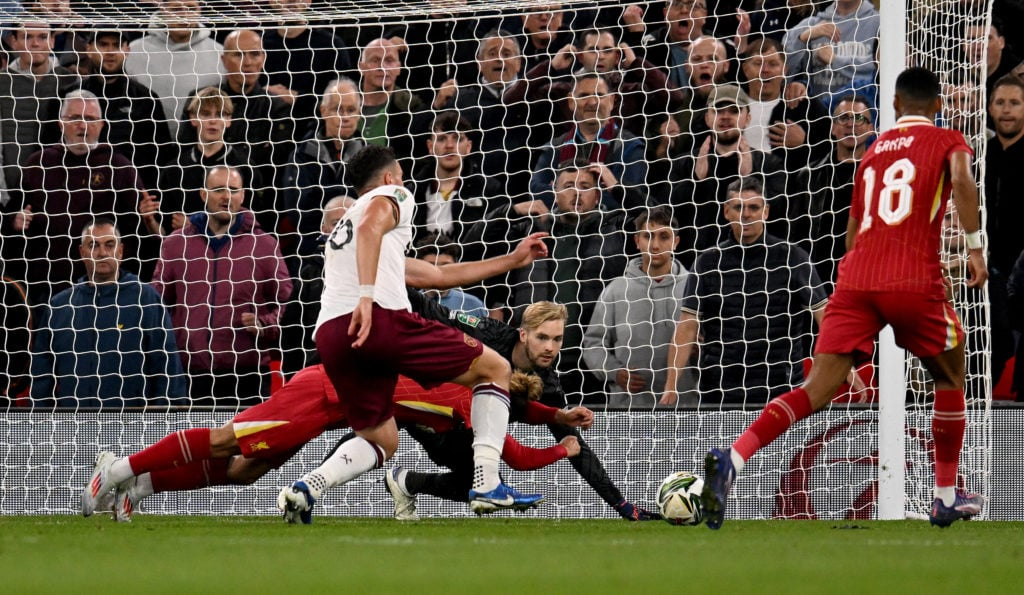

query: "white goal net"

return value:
[0, 0, 997, 520]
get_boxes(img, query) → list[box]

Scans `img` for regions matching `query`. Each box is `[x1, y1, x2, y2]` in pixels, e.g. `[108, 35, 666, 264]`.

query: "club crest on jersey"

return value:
[464, 334, 479, 348]
[249, 441, 270, 451]
[455, 312, 482, 328]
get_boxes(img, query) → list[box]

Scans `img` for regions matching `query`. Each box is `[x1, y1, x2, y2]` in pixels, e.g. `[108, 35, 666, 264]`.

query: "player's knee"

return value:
[209, 425, 240, 458]
[475, 348, 512, 385]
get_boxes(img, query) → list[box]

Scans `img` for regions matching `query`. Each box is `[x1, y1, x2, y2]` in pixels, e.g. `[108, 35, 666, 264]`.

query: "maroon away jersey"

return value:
[837, 116, 972, 295]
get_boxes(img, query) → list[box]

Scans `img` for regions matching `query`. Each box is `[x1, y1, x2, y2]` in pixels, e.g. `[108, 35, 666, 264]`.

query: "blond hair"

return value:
[520, 301, 568, 332]
[510, 370, 543, 402]
[188, 87, 234, 118]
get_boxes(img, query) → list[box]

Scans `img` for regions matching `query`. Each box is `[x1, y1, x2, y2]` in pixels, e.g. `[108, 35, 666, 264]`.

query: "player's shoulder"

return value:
[368, 184, 413, 204]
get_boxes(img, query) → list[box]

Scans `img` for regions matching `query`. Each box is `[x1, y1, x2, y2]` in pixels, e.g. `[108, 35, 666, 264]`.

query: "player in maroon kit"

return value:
[83, 365, 591, 522]
[701, 67, 988, 529]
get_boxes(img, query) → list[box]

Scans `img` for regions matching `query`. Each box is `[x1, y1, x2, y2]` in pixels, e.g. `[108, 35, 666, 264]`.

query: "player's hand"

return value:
[965, 249, 988, 289]
[509, 232, 550, 267]
[12, 205, 33, 232]
[240, 312, 262, 336]
[348, 298, 374, 348]
[560, 435, 581, 457]
[615, 368, 647, 393]
[556, 406, 594, 430]
[659, 390, 678, 406]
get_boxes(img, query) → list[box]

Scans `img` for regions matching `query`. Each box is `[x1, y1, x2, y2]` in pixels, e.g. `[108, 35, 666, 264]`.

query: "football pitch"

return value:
[2, 516, 1021, 593]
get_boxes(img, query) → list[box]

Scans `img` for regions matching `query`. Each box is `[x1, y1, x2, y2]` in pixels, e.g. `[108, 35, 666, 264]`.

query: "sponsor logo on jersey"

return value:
[394, 188, 410, 202]
[455, 312, 481, 327]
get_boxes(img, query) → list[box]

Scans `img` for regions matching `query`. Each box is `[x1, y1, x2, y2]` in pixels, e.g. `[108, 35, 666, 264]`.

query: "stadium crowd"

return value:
[1, 0, 1023, 409]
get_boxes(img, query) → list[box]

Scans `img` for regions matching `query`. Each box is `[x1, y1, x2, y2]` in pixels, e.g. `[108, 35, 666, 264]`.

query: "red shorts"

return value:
[316, 307, 484, 431]
[232, 365, 346, 459]
[815, 289, 965, 361]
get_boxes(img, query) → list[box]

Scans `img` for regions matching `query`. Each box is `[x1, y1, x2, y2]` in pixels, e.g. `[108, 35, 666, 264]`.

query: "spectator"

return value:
[676, 35, 732, 143]
[739, 35, 830, 172]
[124, 0, 224, 140]
[629, 0, 709, 88]
[783, 0, 879, 111]
[803, 93, 874, 291]
[529, 72, 647, 210]
[30, 218, 185, 409]
[159, 87, 261, 234]
[409, 111, 500, 250]
[643, 111, 690, 207]
[413, 232, 490, 320]
[0, 20, 79, 191]
[504, 27, 686, 138]
[676, 84, 786, 268]
[583, 206, 693, 409]
[280, 194, 354, 375]
[153, 165, 292, 407]
[748, 0, 827, 43]
[452, 29, 533, 200]
[261, 0, 353, 129]
[1007, 247, 1024, 400]
[4, 90, 159, 305]
[517, 4, 574, 73]
[283, 77, 365, 259]
[985, 74, 1024, 393]
[356, 37, 427, 167]
[80, 28, 172, 192]
[963, 17, 1024, 131]
[661, 177, 827, 406]
[468, 160, 627, 401]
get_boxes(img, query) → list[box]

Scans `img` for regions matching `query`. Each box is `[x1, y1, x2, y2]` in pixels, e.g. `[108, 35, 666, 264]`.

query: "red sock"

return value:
[150, 459, 231, 494]
[732, 388, 814, 461]
[932, 389, 966, 487]
[128, 428, 213, 475]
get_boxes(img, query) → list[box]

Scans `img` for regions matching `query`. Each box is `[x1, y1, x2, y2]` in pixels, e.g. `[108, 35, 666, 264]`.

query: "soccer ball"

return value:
[657, 471, 704, 526]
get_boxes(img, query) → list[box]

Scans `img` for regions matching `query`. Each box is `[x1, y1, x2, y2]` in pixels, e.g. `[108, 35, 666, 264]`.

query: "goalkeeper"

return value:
[397, 292, 662, 521]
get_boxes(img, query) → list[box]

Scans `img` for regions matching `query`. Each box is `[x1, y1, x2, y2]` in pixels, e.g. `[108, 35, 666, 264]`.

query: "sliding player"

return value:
[702, 67, 988, 529]
[83, 366, 590, 522]
[83, 226, 550, 519]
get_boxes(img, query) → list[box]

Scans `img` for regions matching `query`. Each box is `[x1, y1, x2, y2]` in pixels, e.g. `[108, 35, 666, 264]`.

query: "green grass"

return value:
[2, 516, 1022, 593]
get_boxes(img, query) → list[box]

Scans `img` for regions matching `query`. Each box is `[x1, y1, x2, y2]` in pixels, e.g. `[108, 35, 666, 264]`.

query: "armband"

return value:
[358, 285, 375, 299]
[965, 231, 983, 250]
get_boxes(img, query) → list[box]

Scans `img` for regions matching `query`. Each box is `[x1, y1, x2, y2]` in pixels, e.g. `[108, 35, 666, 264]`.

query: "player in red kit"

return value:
[701, 67, 989, 529]
[82, 365, 590, 522]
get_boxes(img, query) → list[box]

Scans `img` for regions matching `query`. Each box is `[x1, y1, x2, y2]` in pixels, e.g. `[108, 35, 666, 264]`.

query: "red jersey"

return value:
[838, 116, 972, 295]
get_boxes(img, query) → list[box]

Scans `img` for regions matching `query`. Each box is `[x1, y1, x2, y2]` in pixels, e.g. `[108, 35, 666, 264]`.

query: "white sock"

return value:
[135, 473, 154, 498]
[108, 457, 135, 485]
[302, 437, 382, 499]
[470, 386, 510, 492]
[730, 450, 746, 474]
[935, 486, 956, 507]
[394, 467, 412, 497]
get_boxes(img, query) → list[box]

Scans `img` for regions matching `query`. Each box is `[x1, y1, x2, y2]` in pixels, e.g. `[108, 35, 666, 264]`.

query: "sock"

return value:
[932, 388, 966, 505]
[125, 429, 213, 482]
[404, 470, 469, 502]
[935, 486, 956, 507]
[301, 436, 383, 500]
[470, 383, 510, 492]
[134, 473, 155, 499]
[732, 388, 814, 462]
[149, 458, 229, 493]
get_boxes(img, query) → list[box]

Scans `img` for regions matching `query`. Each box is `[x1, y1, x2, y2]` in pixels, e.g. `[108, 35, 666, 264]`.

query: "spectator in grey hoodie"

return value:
[583, 206, 693, 409]
[783, 0, 879, 112]
[124, 0, 224, 139]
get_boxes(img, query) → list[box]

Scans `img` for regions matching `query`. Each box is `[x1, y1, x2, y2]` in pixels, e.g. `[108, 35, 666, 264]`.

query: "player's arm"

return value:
[949, 149, 988, 288]
[501, 433, 578, 471]
[661, 310, 698, 405]
[404, 232, 549, 290]
[349, 195, 399, 347]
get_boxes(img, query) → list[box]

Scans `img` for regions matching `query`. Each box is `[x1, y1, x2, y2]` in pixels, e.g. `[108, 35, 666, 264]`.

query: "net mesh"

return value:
[0, 0, 996, 519]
